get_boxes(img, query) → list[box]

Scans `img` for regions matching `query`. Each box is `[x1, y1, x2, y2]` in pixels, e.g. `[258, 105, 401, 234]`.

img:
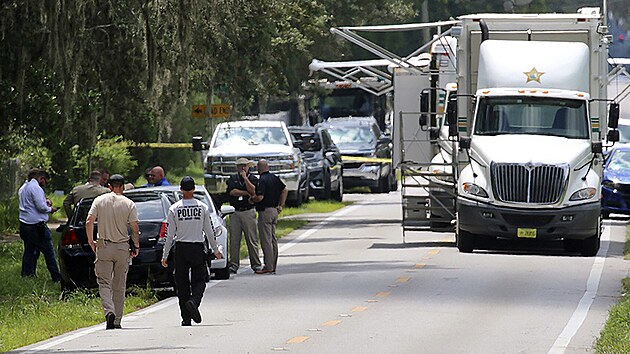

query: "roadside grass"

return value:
[0, 237, 156, 352]
[595, 224, 630, 353]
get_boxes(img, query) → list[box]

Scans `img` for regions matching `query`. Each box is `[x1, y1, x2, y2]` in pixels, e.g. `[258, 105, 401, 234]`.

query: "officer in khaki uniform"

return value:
[63, 170, 110, 217]
[86, 174, 139, 330]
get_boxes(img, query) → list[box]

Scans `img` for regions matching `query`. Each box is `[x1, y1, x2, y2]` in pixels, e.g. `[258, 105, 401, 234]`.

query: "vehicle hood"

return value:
[336, 142, 375, 155]
[301, 151, 323, 161]
[471, 135, 592, 166]
[604, 167, 630, 183]
[210, 144, 294, 156]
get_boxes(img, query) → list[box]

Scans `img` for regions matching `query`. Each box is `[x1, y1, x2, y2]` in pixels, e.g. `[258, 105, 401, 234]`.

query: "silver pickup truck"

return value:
[193, 120, 309, 206]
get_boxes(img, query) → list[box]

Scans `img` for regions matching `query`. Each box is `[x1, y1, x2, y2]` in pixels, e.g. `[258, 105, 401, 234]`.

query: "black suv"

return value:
[289, 125, 343, 201]
[318, 117, 396, 193]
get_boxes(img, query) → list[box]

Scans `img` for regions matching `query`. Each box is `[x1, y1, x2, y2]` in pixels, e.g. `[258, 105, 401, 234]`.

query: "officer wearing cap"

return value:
[226, 157, 261, 273]
[86, 174, 139, 329]
[162, 176, 223, 326]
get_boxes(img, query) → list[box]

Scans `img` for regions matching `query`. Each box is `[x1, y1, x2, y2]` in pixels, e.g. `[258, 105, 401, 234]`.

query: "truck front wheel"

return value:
[580, 216, 601, 257]
[456, 228, 475, 253]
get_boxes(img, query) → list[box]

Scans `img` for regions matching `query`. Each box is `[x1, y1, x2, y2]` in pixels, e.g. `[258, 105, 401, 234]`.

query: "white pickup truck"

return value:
[193, 120, 309, 206]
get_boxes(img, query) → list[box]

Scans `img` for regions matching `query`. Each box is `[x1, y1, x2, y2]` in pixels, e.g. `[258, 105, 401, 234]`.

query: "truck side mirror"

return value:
[608, 102, 619, 129]
[419, 91, 429, 127]
[192, 136, 208, 151]
[607, 130, 620, 143]
[446, 97, 458, 137]
[460, 136, 471, 149]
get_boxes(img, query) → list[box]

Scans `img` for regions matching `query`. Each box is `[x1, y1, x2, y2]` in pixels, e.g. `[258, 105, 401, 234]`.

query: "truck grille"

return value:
[209, 156, 295, 175]
[491, 162, 567, 204]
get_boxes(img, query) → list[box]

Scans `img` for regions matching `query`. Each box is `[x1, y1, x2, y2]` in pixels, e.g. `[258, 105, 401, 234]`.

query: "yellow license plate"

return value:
[517, 228, 537, 238]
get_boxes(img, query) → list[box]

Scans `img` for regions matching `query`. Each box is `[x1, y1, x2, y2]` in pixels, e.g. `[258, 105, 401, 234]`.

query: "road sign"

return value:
[191, 105, 208, 118]
[211, 104, 231, 118]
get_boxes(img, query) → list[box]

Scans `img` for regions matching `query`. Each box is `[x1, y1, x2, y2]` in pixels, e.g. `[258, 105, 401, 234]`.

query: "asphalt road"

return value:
[13, 192, 630, 353]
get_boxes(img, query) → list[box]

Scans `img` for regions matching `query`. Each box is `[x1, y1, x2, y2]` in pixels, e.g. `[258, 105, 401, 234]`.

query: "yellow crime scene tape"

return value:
[133, 143, 192, 148]
[341, 155, 392, 163]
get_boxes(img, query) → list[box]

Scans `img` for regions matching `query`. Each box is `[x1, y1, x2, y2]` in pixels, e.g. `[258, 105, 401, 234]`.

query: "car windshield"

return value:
[320, 91, 372, 119]
[213, 126, 288, 147]
[474, 97, 589, 139]
[127, 196, 166, 220]
[607, 150, 630, 171]
[617, 124, 630, 143]
[291, 132, 321, 152]
[327, 125, 375, 145]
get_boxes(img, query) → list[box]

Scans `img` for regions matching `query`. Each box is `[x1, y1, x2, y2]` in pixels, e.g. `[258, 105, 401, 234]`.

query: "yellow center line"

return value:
[427, 250, 440, 256]
[322, 320, 342, 327]
[287, 336, 310, 344]
[352, 306, 368, 312]
[376, 291, 391, 298]
[414, 263, 426, 268]
[396, 276, 411, 283]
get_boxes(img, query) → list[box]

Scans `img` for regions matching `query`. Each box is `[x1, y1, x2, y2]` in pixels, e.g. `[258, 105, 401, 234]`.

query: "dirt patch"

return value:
[0, 232, 19, 244]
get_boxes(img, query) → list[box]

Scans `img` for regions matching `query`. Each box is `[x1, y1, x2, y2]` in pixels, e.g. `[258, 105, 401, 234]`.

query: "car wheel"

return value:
[456, 227, 474, 253]
[390, 170, 398, 191]
[213, 266, 230, 280]
[287, 190, 302, 207]
[601, 211, 610, 219]
[317, 170, 332, 200]
[332, 176, 343, 202]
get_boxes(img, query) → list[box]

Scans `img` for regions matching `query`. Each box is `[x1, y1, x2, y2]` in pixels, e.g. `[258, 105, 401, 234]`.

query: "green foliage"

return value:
[0, 197, 19, 236]
[75, 136, 139, 177]
[595, 278, 630, 353]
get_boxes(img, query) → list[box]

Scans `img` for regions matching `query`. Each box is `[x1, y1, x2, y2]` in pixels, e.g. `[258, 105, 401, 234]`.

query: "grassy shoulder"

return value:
[595, 225, 630, 353]
[0, 198, 349, 352]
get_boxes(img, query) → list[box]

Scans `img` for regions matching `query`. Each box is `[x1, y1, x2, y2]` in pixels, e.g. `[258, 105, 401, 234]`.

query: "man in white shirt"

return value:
[18, 169, 61, 281]
[162, 176, 222, 326]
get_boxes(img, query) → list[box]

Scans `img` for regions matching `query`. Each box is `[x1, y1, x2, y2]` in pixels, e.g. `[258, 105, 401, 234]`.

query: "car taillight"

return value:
[61, 229, 79, 246]
[159, 222, 167, 240]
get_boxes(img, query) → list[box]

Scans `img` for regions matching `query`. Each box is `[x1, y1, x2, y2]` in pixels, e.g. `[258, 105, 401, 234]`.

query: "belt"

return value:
[235, 207, 254, 212]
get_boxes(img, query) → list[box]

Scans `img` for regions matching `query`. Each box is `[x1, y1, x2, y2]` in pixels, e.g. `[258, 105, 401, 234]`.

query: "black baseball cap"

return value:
[180, 176, 195, 191]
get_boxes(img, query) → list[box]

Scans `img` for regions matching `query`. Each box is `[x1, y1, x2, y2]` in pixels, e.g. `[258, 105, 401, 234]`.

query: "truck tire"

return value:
[580, 216, 601, 257]
[456, 228, 475, 253]
[316, 170, 331, 200]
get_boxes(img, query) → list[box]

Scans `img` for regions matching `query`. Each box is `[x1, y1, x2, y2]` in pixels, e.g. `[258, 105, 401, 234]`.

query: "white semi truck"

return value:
[446, 8, 620, 255]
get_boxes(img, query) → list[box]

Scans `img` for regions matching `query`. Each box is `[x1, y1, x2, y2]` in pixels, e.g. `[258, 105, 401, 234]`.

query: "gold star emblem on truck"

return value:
[523, 67, 544, 83]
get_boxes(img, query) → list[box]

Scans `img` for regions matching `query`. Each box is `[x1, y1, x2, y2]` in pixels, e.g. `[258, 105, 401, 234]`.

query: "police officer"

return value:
[86, 174, 139, 330]
[227, 157, 261, 273]
[252, 159, 288, 274]
[63, 170, 109, 218]
[161, 176, 222, 326]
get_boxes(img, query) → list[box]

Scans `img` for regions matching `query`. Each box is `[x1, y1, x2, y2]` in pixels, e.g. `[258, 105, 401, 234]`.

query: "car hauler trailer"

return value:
[447, 8, 619, 255]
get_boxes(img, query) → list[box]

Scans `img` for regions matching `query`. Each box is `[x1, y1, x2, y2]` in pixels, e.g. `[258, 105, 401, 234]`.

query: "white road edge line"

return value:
[24, 201, 366, 352]
[279, 204, 362, 253]
[547, 224, 611, 354]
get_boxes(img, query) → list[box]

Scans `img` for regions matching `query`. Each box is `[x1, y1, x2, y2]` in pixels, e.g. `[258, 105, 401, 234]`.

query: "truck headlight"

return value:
[462, 182, 488, 198]
[569, 187, 596, 201]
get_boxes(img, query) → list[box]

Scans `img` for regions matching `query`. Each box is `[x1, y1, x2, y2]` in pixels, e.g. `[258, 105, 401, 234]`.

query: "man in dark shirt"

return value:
[252, 159, 288, 274]
[226, 158, 261, 273]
